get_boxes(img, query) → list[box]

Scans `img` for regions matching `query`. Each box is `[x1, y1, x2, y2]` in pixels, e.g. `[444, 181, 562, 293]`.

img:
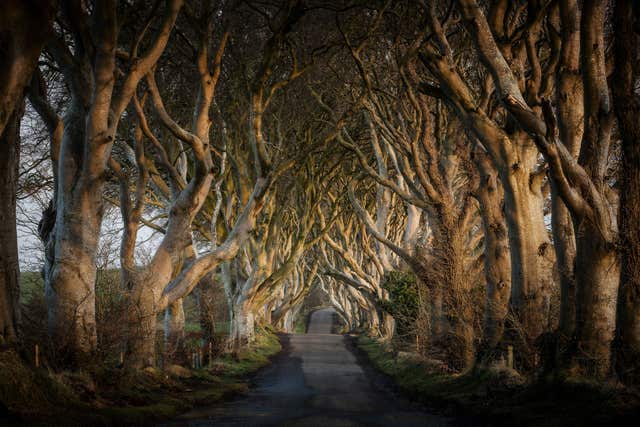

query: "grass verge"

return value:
[0, 326, 281, 426]
[356, 335, 640, 427]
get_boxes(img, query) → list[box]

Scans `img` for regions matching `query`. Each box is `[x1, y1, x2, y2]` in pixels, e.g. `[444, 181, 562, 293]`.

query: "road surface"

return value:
[167, 308, 458, 426]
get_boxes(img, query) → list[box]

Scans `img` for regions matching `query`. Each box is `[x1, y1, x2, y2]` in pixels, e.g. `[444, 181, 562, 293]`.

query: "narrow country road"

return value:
[168, 308, 458, 426]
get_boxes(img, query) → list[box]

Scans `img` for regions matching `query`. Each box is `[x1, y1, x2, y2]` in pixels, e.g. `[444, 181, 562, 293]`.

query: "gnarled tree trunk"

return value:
[474, 153, 511, 358]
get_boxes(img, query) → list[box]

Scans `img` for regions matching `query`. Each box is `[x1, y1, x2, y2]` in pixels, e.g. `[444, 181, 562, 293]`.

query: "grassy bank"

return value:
[0, 326, 281, 426]
[357, 336, 640, 427]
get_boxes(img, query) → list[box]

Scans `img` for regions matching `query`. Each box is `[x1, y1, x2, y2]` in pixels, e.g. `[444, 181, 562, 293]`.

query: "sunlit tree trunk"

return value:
[474, 153, 511, 357]
[126, 279, 158, 368]
[229, 297, 255, 351]
[37, 0, 182, 366]
[419, 22, 555, 354]
[497, 139, 555, 344]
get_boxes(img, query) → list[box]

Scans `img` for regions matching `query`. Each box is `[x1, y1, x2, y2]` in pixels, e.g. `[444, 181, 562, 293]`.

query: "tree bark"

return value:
[437, 223, 476, 371]
[568, 0, 619, 378]
[229, 298, 255, 352]
[554, 0, 582, 344]
[195, 274, 218, 347]
[125, 282, 157, 369]
[0, 107, 22, 346]
[419, 35, 555, 351]
[498, 138, 555, 347]
[612, 0, 640, 385]
[572, 227, 619, 377]
[474, 153, 511, 358]
[0, 0, 55, 347]
[164, 298, 185, 363]
[0, 0, 55, 135]
[40, 0, 181, 367]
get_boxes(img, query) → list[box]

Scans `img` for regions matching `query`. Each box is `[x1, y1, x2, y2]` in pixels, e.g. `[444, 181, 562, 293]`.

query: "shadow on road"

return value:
[165, 308, 469, 426]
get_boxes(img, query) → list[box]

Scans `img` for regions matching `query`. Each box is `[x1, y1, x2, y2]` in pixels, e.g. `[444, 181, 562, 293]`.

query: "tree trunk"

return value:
[552, 191, 577, 341]
[612, 0, 640, 386]
[164, 298, 185, 364]
[614, 137, 640, 383]
[366, 303, 381, 336]
[46, 181, 101, 363]
[126, 285, 157, 369]
[439, 223, 476, 371]
[229, 298, 255, 352]
[0, 1, 55, 135]
[572, 227, 619, 378]
[430, 283, 445, 340]
[554, 0, 582, 361]
[0, 0, 55, 347]
[0, 107, 21, 346]
[195, 275, 217, 347]
[499, 141, 555, 345]
[475, 154, 512, 358]
[43, 77, 102, 367]
[282, 309, 295, 333]
[381, 312, 395, 341]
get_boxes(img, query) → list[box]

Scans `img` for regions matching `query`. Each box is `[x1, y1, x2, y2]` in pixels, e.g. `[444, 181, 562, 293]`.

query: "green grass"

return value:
[293, 318, 307, 334]
[1, 326, 282, 426]
[19, 271, 44, 304]
[357, 336, 640, 426]
[212, 325, 281, 377]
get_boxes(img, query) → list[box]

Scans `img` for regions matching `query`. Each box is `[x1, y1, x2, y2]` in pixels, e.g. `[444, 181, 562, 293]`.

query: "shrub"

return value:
[379, 271, 419, 340]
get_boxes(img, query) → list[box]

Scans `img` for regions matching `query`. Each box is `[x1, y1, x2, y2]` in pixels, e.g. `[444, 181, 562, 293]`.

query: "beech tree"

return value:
[30, 0, 182, 364]
[417, 3, 557, 367]
[0, 0, 56, 346]
[5, 0, 639, 390]
[612, 0, 640, 385]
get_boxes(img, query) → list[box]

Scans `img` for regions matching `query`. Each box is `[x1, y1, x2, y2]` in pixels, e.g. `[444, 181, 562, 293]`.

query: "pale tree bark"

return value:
[270, 262, 318, 329]
[450, 0, 619, 376]
[420, 3, 581, 371]
[36, 0, 182, 365]
[152, 3, 307, 331]
[118, 19, 228, 366]
[473, 151, 511, 358]
[319, 277, 353, 330]
[319, 200, 400, 340]
[221, 147, 336, 346]
[322, 27, 492, 368]
[116, 0, 309, 364]
[341, 116, 480, 369]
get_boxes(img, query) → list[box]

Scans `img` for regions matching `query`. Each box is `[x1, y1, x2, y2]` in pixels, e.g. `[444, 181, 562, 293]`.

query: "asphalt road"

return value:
[167, 308, 457, 426]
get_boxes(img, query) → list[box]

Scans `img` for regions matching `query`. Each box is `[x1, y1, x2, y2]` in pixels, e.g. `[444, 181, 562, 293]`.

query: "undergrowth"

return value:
[357, 336, 640, 427]
[0, 326, 281, 426]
